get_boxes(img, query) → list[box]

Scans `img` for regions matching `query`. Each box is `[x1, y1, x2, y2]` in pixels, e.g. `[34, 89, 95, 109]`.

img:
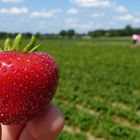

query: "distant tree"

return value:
[124, 25, 134, 36]
[0, 32, 7, 39]
[24, 32, 32, 38]
[88, 29, 106, 37]
[88, 31, 94, 37]
[59, 30, 67, 38]
[66, 29, 75, 38]
[133, 28, 140, 34]
[107, 29, 118, 37]
[35, 32, 41, 38]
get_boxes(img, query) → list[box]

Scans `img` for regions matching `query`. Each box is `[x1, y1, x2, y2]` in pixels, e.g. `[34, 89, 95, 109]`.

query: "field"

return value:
[5, 37, 140, 140]
[39, 37, 140, 140]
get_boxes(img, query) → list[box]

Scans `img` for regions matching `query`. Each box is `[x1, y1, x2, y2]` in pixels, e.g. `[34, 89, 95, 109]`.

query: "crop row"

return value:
[40, 38, 140, 140]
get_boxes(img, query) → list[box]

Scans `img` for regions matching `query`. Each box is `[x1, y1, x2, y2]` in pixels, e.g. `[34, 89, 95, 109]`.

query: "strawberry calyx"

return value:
[3, 34, 40, 53]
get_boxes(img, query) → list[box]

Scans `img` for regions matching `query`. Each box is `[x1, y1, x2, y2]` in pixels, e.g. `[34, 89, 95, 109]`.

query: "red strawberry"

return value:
[0, 34, 59, 125]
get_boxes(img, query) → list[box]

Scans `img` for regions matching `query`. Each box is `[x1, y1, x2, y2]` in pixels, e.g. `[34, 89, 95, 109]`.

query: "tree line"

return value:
[0, 25, 140, 39]
[88, 25, 140, 37]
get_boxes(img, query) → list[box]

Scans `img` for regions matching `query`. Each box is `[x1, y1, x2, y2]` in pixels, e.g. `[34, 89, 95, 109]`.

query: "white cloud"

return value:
[109, 21, 115, 25]
[90, 13, 105, 18]
[30, 9, 62, 18]
[31, 11, 53, 18]
[66, 17, 78, 24]
[65, 18, 93, 30]
[114, 14, 133, 21]
[49, 9, 63, 14]
[70, 0, 111, 8]
[0, 7, 28, 15]
[115, 5, 127, 13]
[67, 8, 79, 15]
[134, 18, 140, 23]
[114, 14, 140, 24]
[0, 0, 23, 3]
[78, 23, 93, 29]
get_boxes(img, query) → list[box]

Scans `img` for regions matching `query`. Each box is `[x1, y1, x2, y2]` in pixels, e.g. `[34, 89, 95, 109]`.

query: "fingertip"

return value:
[53, 112, 64, 135]
[45, 103, 64, 134]
[27, 103, 64, 140]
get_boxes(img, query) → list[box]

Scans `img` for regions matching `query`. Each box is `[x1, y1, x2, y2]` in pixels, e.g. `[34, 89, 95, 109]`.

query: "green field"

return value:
[39, 37, 140, 140]
[19, 37, 140, 140]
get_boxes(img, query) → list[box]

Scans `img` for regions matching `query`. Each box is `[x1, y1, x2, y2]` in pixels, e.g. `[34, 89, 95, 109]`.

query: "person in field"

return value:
[132, 34, 140, 44]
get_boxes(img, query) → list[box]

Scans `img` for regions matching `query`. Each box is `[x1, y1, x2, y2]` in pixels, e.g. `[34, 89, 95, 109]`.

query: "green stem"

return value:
[12, 34, 22, 51]
[23, 36, 36, 52]
[1, 34, 41, 53]
[4, 38, 11, 51]
[0, 48, 3, 52]
[29, 44, 41, 52]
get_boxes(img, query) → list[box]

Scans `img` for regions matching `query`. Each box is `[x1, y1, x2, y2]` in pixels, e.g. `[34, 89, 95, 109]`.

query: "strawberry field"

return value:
[30, 37, 140, 139]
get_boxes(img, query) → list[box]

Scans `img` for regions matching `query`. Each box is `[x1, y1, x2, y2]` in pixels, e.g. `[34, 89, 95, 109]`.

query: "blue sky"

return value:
[0, 0, 140, 33]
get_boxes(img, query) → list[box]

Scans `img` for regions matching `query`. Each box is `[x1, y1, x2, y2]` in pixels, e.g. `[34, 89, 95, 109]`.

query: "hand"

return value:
[1, 103, 64, 140]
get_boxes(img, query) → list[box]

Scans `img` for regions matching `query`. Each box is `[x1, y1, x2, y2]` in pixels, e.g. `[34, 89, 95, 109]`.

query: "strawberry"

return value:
[0, 34, 59, 125]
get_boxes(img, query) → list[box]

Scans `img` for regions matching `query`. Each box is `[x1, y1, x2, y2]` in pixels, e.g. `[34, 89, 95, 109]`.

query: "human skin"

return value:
[1, 103, 64, 140]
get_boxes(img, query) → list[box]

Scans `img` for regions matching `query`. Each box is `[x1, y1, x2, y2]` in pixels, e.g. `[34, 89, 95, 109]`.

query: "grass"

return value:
[38, 37, 140, 140]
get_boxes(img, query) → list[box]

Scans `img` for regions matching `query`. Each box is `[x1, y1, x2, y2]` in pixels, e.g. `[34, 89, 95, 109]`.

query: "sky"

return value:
[0, 0, 140, 33]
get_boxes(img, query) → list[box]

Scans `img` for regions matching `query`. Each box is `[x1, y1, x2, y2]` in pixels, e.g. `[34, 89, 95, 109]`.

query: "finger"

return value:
[1, 123, 25, 140]
[18, 126, 35, 140]
[27, 103, 64, 140]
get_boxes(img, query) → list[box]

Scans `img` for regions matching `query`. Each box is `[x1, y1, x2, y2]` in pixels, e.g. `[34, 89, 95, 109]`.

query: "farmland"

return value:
[41, 37, 140, 140]
[2, 36, 140, 140]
